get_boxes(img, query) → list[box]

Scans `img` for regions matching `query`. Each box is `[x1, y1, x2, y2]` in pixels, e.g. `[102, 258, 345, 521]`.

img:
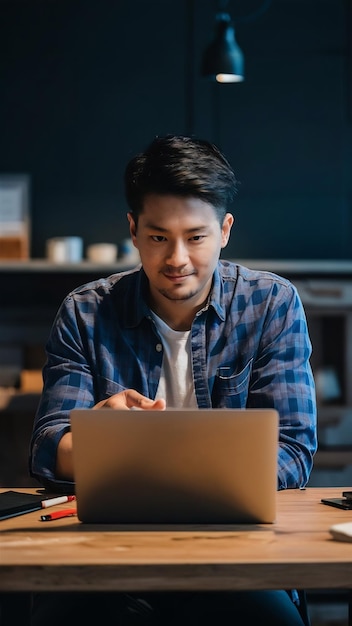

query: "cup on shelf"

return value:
[46, 237, 83, 263]
[86, 243, 118, 264]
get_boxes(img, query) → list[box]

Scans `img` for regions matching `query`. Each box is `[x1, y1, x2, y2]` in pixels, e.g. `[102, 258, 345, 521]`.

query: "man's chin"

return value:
[159, 288, 197, 302]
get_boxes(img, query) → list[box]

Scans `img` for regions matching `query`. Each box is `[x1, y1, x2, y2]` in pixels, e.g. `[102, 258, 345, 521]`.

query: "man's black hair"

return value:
[124, 134, 238, 223]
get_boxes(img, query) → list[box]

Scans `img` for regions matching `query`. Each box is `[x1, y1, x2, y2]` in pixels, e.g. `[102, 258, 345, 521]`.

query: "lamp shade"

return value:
[201, 12, 244, 83]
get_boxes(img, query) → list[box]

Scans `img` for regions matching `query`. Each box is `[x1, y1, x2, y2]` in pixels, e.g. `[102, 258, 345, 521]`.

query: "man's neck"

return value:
[150, 299, 206, 331]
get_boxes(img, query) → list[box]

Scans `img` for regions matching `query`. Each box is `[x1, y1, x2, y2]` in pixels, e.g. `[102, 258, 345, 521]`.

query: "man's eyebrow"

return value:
[143, 222, 209, 233]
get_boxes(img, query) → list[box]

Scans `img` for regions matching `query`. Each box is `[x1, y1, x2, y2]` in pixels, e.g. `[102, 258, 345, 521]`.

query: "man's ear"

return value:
[127, 212, 137, 240]
[221, 213, 234, 248]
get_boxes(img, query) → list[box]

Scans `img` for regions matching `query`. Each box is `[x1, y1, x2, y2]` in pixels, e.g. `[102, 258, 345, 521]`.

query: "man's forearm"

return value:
[56, 431, 74, 480]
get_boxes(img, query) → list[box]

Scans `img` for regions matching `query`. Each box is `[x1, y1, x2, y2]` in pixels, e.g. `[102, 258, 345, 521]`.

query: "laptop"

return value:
[70, 408, 278, 525]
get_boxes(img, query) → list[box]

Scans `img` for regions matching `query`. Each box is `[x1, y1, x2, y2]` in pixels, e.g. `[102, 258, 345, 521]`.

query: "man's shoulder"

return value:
[66, 265, 142, 297]
[218, 259, 292, 289]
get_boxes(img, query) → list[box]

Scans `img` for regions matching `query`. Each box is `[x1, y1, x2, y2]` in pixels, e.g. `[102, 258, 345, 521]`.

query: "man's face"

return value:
[128, 194, 233, 317]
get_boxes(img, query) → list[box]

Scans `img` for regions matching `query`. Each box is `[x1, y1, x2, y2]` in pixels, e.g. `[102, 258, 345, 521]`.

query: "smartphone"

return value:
[321, 497, 352, 510]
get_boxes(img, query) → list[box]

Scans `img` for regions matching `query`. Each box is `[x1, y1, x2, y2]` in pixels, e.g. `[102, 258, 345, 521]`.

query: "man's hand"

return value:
[56, 391, 165, 480]
[93, 389, 166, 411]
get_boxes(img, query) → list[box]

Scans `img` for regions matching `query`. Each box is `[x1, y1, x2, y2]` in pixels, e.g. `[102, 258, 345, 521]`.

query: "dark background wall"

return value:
[0, 0, 351, 260]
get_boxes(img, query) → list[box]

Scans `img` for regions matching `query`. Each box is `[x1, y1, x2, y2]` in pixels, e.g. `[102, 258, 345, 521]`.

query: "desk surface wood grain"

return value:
[0, 487, 351, 592]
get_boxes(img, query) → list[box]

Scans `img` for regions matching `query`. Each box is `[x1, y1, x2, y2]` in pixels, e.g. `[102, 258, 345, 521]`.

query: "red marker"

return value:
[41, 508, 77, 521]
[41, 495, 76, 509]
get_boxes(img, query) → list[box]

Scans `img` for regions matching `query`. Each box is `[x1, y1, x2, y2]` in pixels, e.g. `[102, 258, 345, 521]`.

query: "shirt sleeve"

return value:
[248, 282, 317, 490]
[29, 294, 96, 492]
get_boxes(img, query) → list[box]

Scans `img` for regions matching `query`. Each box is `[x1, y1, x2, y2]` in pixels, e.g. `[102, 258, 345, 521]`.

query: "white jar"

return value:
[46, 237, 83, 263]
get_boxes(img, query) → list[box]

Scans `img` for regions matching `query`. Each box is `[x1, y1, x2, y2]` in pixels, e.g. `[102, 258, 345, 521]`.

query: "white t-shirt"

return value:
[150, 311, 198, 408]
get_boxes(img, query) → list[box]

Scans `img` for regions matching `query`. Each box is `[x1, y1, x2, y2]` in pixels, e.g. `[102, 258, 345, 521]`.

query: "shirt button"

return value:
[156, 343, 163, 352]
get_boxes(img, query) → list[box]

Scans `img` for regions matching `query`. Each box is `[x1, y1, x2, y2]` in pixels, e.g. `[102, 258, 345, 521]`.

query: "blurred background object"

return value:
[0, 175, 30, 259]
[46, 236, 83, 263]
[86, 242, 118, 263]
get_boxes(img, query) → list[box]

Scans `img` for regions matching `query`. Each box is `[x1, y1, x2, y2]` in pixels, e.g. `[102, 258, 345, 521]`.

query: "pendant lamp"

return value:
[201, 11, 244, 83]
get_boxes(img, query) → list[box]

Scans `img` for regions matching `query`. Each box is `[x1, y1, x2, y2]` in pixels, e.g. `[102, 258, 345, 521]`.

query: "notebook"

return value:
[70, 408, 278, 525]
[0, 490, 46, 521]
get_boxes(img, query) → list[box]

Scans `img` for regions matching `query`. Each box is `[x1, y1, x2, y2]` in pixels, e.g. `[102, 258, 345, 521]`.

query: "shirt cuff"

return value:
[30, 424, 75, 493]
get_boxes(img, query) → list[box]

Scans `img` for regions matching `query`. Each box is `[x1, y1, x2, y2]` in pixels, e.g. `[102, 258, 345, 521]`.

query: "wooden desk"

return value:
[0, 487, 352, 594]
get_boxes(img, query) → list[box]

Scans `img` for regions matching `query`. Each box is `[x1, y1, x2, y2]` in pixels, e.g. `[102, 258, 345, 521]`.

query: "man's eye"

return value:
[151, 235, 166, 242]
[190, 235, 205, 241]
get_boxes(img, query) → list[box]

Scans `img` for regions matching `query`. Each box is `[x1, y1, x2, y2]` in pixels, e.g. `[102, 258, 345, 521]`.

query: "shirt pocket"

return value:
[212, 359, 253, 408]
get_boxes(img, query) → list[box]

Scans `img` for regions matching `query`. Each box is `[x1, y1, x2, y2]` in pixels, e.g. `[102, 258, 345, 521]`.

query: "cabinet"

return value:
[1, 259, 352, 487]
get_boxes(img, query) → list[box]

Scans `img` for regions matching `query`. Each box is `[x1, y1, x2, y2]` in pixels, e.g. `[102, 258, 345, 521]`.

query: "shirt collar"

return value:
[208, 263, 226, 322]
[124, 262, 228, 327]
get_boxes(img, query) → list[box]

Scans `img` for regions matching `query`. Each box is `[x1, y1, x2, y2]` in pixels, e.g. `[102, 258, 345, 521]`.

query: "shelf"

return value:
[0, 259, 137, 273]
[314, 448, 352, 469]
[0, 258, 352, 276]
[318, 406, 352, 426]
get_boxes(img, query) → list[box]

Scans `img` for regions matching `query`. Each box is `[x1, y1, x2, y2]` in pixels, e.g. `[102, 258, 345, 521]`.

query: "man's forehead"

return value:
[140, 194, 219, 220]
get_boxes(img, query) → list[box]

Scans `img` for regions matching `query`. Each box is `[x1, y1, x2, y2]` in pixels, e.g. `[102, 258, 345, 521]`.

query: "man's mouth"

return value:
[163, 273, 191, 282]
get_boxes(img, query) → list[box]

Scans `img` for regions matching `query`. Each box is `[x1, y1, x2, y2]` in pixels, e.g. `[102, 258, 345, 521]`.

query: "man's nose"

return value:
[165, 240, 189, 265]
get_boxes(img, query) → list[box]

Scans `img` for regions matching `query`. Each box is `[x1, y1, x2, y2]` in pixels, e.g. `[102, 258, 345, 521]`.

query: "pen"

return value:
[41, 495, 76, 509]
[41, 508, 77, 521]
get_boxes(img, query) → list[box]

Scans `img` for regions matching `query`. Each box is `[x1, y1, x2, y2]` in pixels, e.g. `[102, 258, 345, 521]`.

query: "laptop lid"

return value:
[70, 408, 278, 524]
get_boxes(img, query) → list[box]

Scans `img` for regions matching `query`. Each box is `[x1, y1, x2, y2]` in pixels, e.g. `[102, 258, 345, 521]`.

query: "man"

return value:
[29, 135, 316, 625]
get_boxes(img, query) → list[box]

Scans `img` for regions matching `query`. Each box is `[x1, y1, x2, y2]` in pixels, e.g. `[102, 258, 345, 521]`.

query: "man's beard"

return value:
[157, 286, 199, 302]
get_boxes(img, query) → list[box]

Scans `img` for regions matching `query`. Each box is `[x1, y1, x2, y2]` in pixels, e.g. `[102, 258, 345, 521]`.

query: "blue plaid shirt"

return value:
[29, 260, 317, 492]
